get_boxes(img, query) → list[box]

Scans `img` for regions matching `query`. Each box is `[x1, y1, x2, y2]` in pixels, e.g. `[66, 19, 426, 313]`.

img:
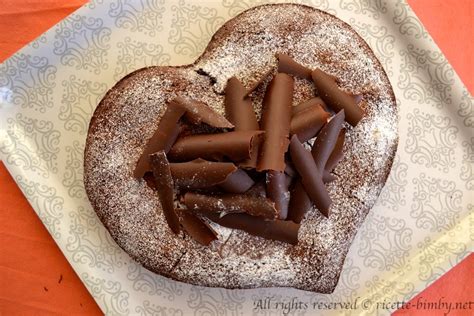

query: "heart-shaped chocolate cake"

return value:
[84, 4, 397, 293]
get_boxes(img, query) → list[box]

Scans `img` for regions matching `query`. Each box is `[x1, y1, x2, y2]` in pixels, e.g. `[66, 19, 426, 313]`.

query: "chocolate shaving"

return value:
[289, 135, 331, 216]
[287, 114, 345, 221]
[150, 151, 180, 234]
[179, 209, 217, 246]
[290, 104, 329, 143]
[204, 212, 300, 245]
[246, 180, 267, 198]
[224, 77, 261, 169]
[287, 172, 334, 224]
[218, 169, 255, 193]
[172, 96, 233, 129]
[169, 159, 253, 193]
[323, 172, 336, 183]
[287, 181, 312, 223]
[312, 110, 345, 170]
[224, 77, 259, 130]
[284, 161, 297, 178]
[239, 132, 263, 169]
[184, 192, 279, 220]
[266, 171, 290, 219]
[257, 73, 294, 172]
[134, 104, 185, 178]
[292, 97, 327, 115]
[276, 53, 312, 80]
[168, 130, 264, 162]
[325, 129, 346, 172]
[311, 68, 364, 126]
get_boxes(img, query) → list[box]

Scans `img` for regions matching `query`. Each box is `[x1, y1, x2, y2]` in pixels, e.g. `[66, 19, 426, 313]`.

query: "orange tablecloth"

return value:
[0, 0, 472, 315]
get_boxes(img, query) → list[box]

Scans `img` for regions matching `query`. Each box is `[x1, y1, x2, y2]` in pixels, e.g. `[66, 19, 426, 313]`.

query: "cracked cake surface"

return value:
[84, 4, 398, 293]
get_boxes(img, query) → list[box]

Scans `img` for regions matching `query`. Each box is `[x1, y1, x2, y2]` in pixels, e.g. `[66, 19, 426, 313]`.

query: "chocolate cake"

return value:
[84, 4, 398, 293]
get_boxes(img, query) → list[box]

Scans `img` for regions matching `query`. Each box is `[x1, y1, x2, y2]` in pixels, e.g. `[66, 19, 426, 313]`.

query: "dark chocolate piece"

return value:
[184, 192, 279, 220]
[134, 105, 185, 178]
[323, 172, 336, 183]
[290, 104, 329, 142]
[312, 110, 345, 170]
[311, 68, 364, 126]
[169, 159, 253, 193]
[168, 130, 264, 162]
[292, 97, 327, 115]
[172, 96, 233, 129]
[170, 159, 235, 187]
[224, 77, 261, 169]
[287, 172, 336, 224]
[287, 114, 345, 221]
[325, 129, 346, 172]
[225, 77, 259, 130]
[284, 161, 297, 178]
[276, 53, 312, 80]
[287, 181, 312, 223]
[257, 73, 294, 172]
[218, 169, 255, 193]
[150, 151, 180, 234]
[266, 171, 290, 219]
[289, 135, 331, 216]
[246, 180, 267, 198]
[239, 132, 263, 169]
[179, 210, 217, 246]
[205, 212, 300, 245]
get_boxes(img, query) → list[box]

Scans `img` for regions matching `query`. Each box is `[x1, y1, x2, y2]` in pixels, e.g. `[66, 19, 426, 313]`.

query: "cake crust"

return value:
[84, 4, 398, 293]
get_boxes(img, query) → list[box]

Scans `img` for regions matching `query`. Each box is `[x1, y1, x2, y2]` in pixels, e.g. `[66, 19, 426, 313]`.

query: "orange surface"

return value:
[393, 254, 474, 316]
[0, 0, 472, 315]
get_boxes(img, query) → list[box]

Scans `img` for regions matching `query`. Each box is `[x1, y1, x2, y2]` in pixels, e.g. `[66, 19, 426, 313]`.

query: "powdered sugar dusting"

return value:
[84, 4, 397, 292]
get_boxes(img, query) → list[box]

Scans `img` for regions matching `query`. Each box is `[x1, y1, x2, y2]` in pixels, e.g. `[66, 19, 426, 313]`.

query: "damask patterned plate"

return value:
[0, 0, 472, 315]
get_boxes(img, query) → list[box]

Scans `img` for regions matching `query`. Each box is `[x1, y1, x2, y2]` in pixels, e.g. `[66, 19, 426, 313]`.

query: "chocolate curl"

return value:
[284, 162, 297, 187]
[134, 105, 185, 178]
[325, 129, 346, 172]
[276, 53, 312, 80]
[266, 171, 290, 219]
[289, 135, 331, 216]
[184, 192, 279, 220]
[323, 173, 336, 183]
[287, 172, 335, 224]
[311, 68, 364, 126]
[284, 161, 297, 178]
[168, 130, 264, 162]
[257, 73, 294, 172]
[205, 213, 300, 245]
[169, 159, 254, 193]
[287, 181, 312, 223]
[218, 169, 255, 193]
[292, 97, 327, 115]
[225, 77, 259, 130]
[225, 77, 261, 169]
[287, 114, 345, 221]
[171, 159, 235, 187]
[290, 104, 329, 143]
[246, 180, 267, 198]
[179, 210, 217, 246]
[239, 133, 263, 169]
[150, 151, 180, 234]
[172, 96, 233, 129]
[311, 110, 345, 170]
